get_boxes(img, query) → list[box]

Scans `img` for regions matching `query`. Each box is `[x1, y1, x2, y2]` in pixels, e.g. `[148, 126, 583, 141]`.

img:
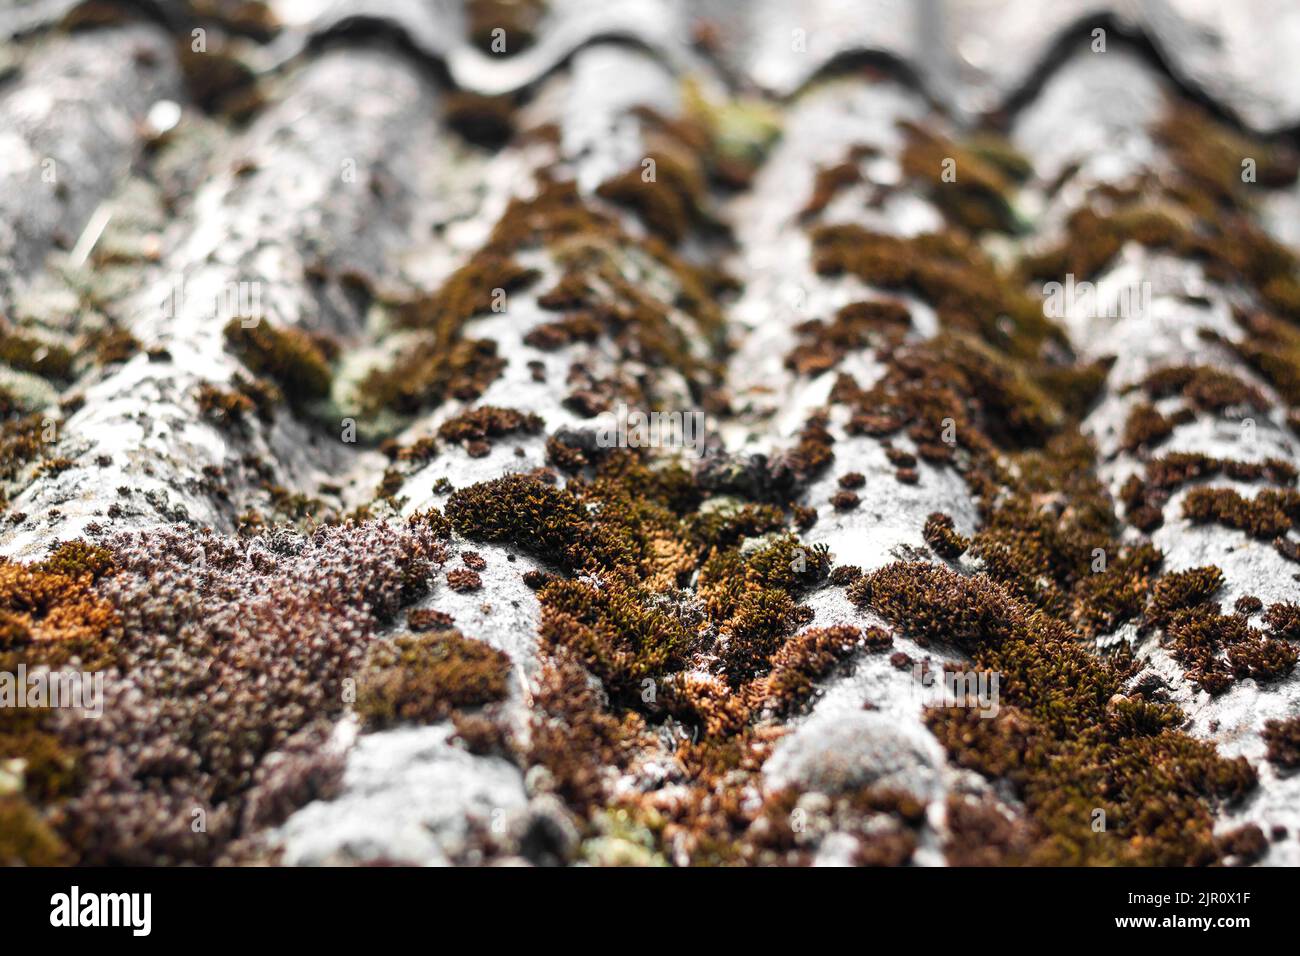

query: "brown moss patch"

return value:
[810, 226, 1060, 360]
[222, 319, 332, 404]
[923, 512, 969, 560]
[1183, 486, 1300, 539]
[785, 299, 911, 376]
[1261, 716, 1300, 769]
[438, 405, 543, 452]
[852, 560, 1254, 864]
[355, 630, 511, 729]
[0, 333, 74, 382]
[899, 122, 1028, 234]
[1120, 402, 1175, 454]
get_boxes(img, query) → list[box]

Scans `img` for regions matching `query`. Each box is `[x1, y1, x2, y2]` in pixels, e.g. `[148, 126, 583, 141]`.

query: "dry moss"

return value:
[852, 561, 1254, 864]
[1120, 402, 1175, 454]
[0, 796, 71, 866]
[438, 405, 543, 451]
[756, 625, 863, 716]
[1261, 716, 1300, 769]
[355, 630, 511, 729]
[899, 121, 1028, 234]
[923, 512, 969, 560]
[1183, 487, 1300, 539]
[785, 299, 911, 376]
[0, 333, 74, 382]
[1137, 365, 1268, 414]
[222, 319, 332, 404]
[810, 225, 1061, 360]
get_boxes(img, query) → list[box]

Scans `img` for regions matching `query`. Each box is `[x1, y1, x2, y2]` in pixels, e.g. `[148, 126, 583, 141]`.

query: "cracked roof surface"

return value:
[2, 0, 1300, 868]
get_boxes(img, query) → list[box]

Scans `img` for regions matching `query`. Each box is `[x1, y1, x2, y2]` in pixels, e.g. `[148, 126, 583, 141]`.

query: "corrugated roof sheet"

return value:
[2, 0, 1300, 867]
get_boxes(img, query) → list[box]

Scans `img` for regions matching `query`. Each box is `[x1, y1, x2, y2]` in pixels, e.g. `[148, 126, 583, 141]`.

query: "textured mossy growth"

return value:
[1018, 204, 1188, 284]
[437, 405, 543, 455]
[1120, 452, 1298, 535]
[446, 473, 627, 572]
[363, 337, 506, 417]
[596, 149, 708, 245]
[923, 512, 969, 560]
[466, 0, 546, 54]
[593, 95, 770, 241]
[959, 431, 1157, 635]
[1156, 100, 1300, 206]
[222, 319, 332, 404]
[944, 795, 1038, 866]
[1119, 402, 1176, 454]
[366, 179, 728, 420]
[1136, 566, 1293, 694]
[785, 299, 911, 376]
[696, 534, 827, 686]
[829, 331, 1063, 466]
[1183, 487, 1300, 539]
[686, 502, 786, 552]
[1158, 604, 1297, 693]
[0, 333, 74, 382]
[756, 625, 865, 716]
[90, 326, 140, 366]
[33, 541, 115, 582]
[0, 548, 119, 671]
[1263, 601, 1300, 640]
[395, 255, 540, 337]
[0, 796, 71, 866]
[0, 412, 58, 484]
[408, 507, 452, 539]
[1226, 308, 1300, 404]
[446, 452, 852, 854]
[355, 630, 511, 729]
[196, 375, 280, 431]
[1262, 717, 1300, 769]
[810, 225, 1063, 360]
[1136, 365, 1268, 414]
[961, 429, 1123, 629]
[850, 561, 1255, 864]
[1143, 566, 1225, 630]
[538, 577, 697, 699]
[799, 160, 861, 221]
[0, 523, 446, 864]
[0, 541, 119, 862]
[1022, 103, 1300, 319]
[527, 655, 650, 814]
[899, 121, 1029, 234]
[1071, 544, 1163, 639]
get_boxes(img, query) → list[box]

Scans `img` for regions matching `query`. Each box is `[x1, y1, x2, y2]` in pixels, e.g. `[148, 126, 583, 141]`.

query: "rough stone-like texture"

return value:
[0, 24, 179, 311]
[3, 2, 1300, 868]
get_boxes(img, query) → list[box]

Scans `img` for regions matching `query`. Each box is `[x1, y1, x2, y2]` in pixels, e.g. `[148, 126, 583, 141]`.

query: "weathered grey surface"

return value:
[0, 24, 179, 312]
[0, 47, 447, 557]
